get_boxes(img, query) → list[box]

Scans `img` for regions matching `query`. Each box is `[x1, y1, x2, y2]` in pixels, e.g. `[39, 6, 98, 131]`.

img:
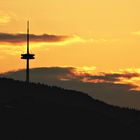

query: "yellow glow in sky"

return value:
[0, 0, 140, 74]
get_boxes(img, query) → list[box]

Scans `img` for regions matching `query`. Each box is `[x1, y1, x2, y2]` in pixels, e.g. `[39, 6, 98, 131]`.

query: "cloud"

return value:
[70, 67, 140, 84]
[0, 34, 85, 57]
[132, 31, 140, 36]
[0, 33, 85, 45]
[0, 15, 11, 24]
[1, 67, 140, 109]
[82, 72, 140, 83]
[0, 11, 16, 25]
[1, 67, 139, 85]
[89, 38, 120, 43]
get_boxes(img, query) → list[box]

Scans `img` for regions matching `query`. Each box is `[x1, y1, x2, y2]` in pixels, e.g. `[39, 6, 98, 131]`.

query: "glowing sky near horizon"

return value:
[1, 0, 140, 76]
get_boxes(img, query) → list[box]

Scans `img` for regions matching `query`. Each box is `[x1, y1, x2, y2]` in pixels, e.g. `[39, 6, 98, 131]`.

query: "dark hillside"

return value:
[0, 78, 139, 139]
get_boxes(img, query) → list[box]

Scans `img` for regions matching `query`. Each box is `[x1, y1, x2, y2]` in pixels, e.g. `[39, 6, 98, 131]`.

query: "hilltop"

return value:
[0, 78, 140, 139]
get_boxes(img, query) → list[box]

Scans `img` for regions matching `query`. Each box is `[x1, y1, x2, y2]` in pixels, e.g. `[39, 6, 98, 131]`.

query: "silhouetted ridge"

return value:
[0, 78, 139, 139]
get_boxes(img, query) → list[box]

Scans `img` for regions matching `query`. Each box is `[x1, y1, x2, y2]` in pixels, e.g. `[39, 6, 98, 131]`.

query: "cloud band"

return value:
[0, 33, 72, 44]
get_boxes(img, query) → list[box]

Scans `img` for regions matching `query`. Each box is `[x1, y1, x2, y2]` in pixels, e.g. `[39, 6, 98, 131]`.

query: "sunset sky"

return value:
[1, 0, 140, 90]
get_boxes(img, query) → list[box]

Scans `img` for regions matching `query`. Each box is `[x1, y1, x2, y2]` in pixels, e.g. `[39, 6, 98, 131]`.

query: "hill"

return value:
[0, 78, 140, 139]
[2, 67, 140, 109]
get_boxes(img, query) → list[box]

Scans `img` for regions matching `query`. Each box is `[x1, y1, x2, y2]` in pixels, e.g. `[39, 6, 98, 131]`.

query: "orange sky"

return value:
[1, 0, 140, 74]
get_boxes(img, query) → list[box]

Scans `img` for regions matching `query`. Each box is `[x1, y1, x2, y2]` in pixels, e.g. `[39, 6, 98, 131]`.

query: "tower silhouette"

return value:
[21, 21, 35, 83]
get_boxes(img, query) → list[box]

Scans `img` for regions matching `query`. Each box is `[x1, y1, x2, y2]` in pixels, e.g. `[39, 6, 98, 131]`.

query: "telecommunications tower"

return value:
[21, 21, 35, 83]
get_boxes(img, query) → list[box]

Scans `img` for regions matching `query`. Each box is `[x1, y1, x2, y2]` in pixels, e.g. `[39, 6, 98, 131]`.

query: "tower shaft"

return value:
[27, 21, 29, 55]
[26, 58, 29, 83]
[26, 21, 30, 83]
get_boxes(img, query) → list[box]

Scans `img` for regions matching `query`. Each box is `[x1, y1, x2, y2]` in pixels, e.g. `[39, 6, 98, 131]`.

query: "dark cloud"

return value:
[0, 33, 71, 44]
[1, 67, 140, 109]
[84, 72, 140, 83]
